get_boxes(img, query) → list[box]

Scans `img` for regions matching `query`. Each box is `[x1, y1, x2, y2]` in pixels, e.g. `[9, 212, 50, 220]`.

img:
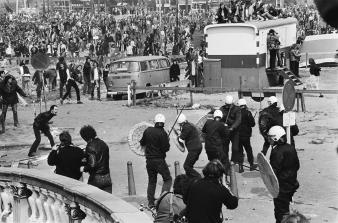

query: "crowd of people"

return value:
[215, 0, 336, 37]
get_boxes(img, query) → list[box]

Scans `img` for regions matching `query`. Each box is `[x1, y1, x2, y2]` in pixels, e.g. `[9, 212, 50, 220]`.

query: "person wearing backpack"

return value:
[259, 96, 283, 155]
[154, 174, 189, 223]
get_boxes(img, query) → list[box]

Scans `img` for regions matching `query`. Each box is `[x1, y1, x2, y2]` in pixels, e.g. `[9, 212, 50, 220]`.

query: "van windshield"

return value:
[110, 61, 140, 73]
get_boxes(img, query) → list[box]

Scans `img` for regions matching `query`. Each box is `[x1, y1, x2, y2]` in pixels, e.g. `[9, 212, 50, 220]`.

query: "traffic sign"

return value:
[282, 80, 296, 112]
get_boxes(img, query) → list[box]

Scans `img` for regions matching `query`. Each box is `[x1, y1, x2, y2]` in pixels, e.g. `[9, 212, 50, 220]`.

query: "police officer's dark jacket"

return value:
[270, 143, 300, 193]
[259, 103, 283, 136]
[140, 125, 170, 159]
[202, 119, 228, 152]
[220, 104, 241, 130]
[239, 107, 255, 137]
[179, 121, 202, 152]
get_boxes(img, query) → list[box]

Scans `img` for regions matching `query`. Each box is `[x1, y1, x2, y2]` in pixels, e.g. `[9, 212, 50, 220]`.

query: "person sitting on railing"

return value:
[47, 131, 86, 181]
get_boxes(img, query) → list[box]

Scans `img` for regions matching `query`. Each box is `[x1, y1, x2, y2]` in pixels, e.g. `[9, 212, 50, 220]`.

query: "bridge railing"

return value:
[0, 167, 152, 223]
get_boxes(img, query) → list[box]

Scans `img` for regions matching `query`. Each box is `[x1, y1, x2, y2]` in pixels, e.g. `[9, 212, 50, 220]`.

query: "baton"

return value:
[167, 105, 185, 138]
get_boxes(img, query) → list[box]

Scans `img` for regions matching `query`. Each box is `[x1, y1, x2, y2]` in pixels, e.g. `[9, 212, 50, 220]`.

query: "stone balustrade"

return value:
[0, 167, 152, 223]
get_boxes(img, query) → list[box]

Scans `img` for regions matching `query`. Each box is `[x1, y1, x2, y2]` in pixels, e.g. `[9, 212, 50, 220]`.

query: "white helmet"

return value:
[154, 113, 166, 123]
[238, 98, 247, 106]
[268, 96, 278, 104]
[268, 126, 286, 142]
[177, 114, 187, 124]
[213, 110, 223, 119]
[225, 95, 233, 104]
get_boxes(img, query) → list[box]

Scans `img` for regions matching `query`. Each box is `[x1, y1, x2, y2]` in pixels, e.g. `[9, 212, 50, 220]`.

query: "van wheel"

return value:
[146, 84, 153, 98]
[159, 83, 168, 97]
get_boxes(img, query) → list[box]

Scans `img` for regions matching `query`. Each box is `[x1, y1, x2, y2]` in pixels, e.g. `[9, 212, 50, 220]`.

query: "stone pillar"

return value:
[27, 185, 39, 222]
[36, 188, 47, 223]
[12, 183, 32, 223]
[0, 183, 14, 222]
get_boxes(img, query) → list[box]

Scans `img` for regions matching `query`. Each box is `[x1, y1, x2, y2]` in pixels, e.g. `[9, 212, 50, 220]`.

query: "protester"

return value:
[47, 131, 86, 180]
[0, 75, 27, 133]
[169, 59, 180, 82]
[90, 61, 101, 101]
[154, 174, 190, 223]
[28, 105, 58, 157]
[83, 57, 92, 95]
[184, 160, 238, 223]
[308, 58, 323, 97]
[290, 44, 301, 77]
[60, 63, 83, 104]
[80, 125, 112, 193]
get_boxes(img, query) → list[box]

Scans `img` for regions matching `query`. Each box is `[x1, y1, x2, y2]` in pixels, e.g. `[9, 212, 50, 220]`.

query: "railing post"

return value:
[174, 161, 180, 177]
[127, 161, 136, 195]
[305, 52, 308, 68]
[132, 81, 137, 106]
[127, 84, 132, 107]
[13, 183, 32, 223]
[189, 89, 194, 106]
[0, 183, 14, 222]
[65, 202, 86, 223]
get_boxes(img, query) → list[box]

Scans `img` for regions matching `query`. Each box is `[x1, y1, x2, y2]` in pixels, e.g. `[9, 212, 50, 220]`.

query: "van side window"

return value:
[149, 60, 159, 69]
[159, 59, 169, 68]
[140, 61, 148, 71]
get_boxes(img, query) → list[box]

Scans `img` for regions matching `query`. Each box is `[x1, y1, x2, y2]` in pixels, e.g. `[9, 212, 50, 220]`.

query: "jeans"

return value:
[83, 75, 91, 94]
[146, 158, 172, 206]
[273, 192, 294, 223]
[91, 80, 101, 99]
[239, 136, 254, 165]
[184, 150, 201, 178]
[29, 125, 55, 154]
[62, 79, 80, 101]
[59, 81, 67, 99]
[1, 104, 18, 132]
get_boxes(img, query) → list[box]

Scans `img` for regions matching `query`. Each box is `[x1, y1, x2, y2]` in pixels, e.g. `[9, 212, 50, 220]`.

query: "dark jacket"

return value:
[270, 143, 300, 193]
[179, 122, 202, 152]
[83, 61, 91, 79]
[0, 78, 26, 105]
[33, 111, 55, 131]
[185, 178, 238, 223]
[202, 119, 228, 152]
[169, 63, 180, 82]
[140, 125, 170, 159]
[239, 107, 255, 137]
[47, 144, 85, 180]
[220, 104, 241, 130]
[258, 103, 283, 137]
[309, 63, 321, 76]
[56, 62, 68, 83]
[83, 138, 110, 176]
